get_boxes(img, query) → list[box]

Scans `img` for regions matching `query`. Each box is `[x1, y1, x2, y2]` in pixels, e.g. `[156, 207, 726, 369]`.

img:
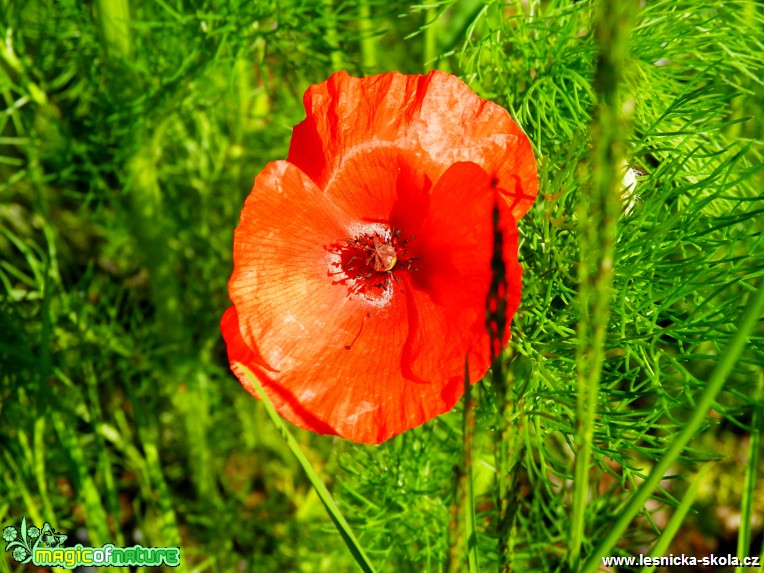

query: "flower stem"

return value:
[448, 358, 480, 573]
[486, 199, 520, 572]
[570, 0, 636, 568]
[463, 374, 479, 573]
[493, 349, 515, 573]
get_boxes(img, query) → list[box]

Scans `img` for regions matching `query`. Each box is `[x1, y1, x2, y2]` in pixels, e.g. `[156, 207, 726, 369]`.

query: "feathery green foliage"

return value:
[1, 1, 762, 572]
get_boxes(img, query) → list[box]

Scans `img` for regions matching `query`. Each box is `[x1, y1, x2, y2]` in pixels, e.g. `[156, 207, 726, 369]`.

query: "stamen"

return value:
[326, 225, 421, 302]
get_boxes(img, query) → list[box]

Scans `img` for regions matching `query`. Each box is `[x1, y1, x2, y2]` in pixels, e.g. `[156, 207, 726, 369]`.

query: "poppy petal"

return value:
[221, 306, 339, 436]
[401, 161, 522, 394]
[321, 144, 432, 236]
[225, 158, 521, 444]
[288, 70, 538, 220]
[229, 160, 353, 368]
[227, 160, 433, 442]
[224, 72, 537, 444]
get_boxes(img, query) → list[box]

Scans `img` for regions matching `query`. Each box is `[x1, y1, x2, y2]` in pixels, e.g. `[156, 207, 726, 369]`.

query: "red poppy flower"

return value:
[221, 71, 537, 444]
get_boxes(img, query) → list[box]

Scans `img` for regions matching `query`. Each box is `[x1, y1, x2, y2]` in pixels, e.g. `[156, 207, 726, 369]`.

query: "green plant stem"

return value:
[486, 199, 520, 573]
[638, 463, 713, 573]
[238, 364, 378, 573]
[323, 0, 344, 70]
[570, 0, 636, 568]
[95, 0, 184, 346]
[464, 375, 479, 573]
[738, 369, 763, 569]
[95, 0, 132, 61]
[449, 358, 480, 573]
[582, 280, 764, 573]
[423, 7, 437, 71]
[358, 0, 377, 72]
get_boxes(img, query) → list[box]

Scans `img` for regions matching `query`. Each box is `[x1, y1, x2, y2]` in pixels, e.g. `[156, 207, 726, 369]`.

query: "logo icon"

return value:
[3, 517, 67, 564]
[3, 516, 180, 569]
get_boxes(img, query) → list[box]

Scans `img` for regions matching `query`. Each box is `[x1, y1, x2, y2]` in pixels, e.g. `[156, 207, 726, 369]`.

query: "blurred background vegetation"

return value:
[1, 0, 762, 571]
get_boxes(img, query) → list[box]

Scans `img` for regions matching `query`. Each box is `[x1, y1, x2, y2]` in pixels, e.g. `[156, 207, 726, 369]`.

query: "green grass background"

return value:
[1, 0, 762, 571]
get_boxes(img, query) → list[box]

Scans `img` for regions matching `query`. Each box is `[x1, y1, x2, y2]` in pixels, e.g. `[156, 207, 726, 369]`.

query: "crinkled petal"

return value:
[229, 160, 357, 368]
[321, 144, 432, 235]
[227, 159, 435, 442]
[224, 157, 521, 444]
[288, 70, 538, 219]
[221, 306, 339, 436]
[402, 161, 522, 394]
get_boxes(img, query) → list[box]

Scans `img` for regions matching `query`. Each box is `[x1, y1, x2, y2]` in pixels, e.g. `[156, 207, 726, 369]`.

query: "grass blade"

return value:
[583, 280, 764, 573]
[237, 363, 378, 573]
[738, 369, 763, 570]
[638, 463, 713, 573]
[463, 365, 480, 573]
[449, 359, 480, 573]
[571, 0, 637, 566]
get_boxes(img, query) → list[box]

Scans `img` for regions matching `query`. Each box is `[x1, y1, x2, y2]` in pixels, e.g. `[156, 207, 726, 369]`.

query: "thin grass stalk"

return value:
[323, 0, 344, 71]
[447, 358, 478, 572]
[238, 364, 378, 573]
[464, 359, 480, 573]
[638, 463, 713, 573]
[486, 199, 515, 572]
[423, 7, 438, 71]
[582, 279, 764, 573]
[95, 1, 185, 347]
[738, 369, 763, 570]
[95, 0, 132, 61]
[358, 0, 377, 73]
[448, 466, 466, 570]
[569, 0, 636, 567]
[32, 417, 54, 526]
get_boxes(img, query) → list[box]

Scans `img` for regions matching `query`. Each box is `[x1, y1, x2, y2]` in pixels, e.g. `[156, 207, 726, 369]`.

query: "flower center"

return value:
[328, 225, 418, 302]
[367, 238, 397, 272]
